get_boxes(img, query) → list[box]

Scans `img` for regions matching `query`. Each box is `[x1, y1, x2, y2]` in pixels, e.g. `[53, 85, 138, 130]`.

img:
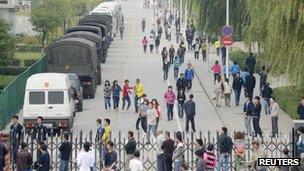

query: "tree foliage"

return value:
[0, 18, 15, 67]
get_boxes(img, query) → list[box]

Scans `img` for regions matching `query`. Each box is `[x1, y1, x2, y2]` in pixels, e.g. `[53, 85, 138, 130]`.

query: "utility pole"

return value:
[225, 0, 229, 79]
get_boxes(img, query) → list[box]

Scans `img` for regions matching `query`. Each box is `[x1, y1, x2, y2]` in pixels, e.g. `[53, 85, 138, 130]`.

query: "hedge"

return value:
[0, 66, 28, 76]
[24, 59, 38, 67]
[15, 44, 41, 52]
[8, 58, 21, 66]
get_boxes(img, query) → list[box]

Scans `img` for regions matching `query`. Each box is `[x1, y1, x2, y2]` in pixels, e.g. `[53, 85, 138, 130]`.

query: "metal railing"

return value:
[8, 130, 294, 171]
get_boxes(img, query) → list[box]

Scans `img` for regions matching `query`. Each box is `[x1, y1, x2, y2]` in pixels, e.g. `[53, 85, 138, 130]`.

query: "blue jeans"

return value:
[104, 97, 111, 110]
[233, 88, 241, 105]
[59, 160, 69, 171]
[174, 161, 181, 171]
[217, 153, 229, 171]
[166, 103, 174, 119]
[113, 96, 120, 110]
[147, 124, 156, 143]
[157, 154, 165, 171]
[174, 67, 179, 79]
[262, 98, 270, 114]
[122, 96, 131, 110]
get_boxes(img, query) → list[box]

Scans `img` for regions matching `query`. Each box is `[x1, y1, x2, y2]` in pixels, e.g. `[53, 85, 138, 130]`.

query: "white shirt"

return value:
[77, 150, 94, 171]
[129, 158, 144, 171]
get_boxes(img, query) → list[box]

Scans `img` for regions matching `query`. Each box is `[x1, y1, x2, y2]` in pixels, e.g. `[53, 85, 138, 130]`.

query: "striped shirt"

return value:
[203, 151, 217, 169]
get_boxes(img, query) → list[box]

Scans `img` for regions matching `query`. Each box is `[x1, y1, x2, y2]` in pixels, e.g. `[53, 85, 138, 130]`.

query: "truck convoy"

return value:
[23, 1, 123, 133]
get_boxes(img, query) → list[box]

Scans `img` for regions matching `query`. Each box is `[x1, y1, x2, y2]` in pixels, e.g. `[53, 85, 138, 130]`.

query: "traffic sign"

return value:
[222, 36, 233, 47]
[222, 25, 233, 37]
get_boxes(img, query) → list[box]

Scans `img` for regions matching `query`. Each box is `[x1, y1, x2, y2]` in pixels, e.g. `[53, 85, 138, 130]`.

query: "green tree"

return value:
[0, 18, 15, 67]
[30, 0, 63, 51]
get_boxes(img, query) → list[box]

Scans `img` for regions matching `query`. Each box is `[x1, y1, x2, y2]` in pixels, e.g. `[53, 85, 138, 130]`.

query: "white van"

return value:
[23, 73, 76, 133]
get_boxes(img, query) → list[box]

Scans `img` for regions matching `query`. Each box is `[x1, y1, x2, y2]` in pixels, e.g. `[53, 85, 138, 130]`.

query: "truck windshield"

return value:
[29, 92, 45, 104]
[50, 45, 91, 64]
[48, 91, 64, 104]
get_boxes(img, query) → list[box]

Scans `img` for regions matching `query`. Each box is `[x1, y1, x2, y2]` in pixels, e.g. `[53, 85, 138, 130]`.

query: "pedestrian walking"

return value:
[269, 97, 279, 137]
[161, 132, 175, 171]
[246, 52, 256, 74]
[134, 79, 144, 113]
[203, 144, 217, 171]
[177, 43, 186, 64]
[177, 89, 186, 118]
[195, 150, 206, 171]
[169, 44, 175, 64]
[102, 118, 112, 145]
[96, 119, 104, 142]
[122, 79, 133, 112]
[221, 46, 227, 65]
[258, 66, 267, 94]
[161, 47, 168, 64]
[211, 61, 221, 83]
[34, 144, 50, 171]
[135, 94, 147, 130]
[152, 99, 161, 129]
[156, 130, 166, 171]
[201, 41, 207, 61]
[167, 26, 172, 41]
[232, 73, 243, 106]
[184, 63, 194, 91]
[186, 26, 193, 50]
[193, 40, 201, 59]
[252, 96, 263, 137]
[141, 36, 148, 53]
[120, 24, 124, 40]
[245, 72, 256, 100]
[184, 94, 196, 132]
[173, 132, 185, 171]
[129, 151, 144, 171]
[136, 99, 148, 132]
[176, 73, 187, 91]
[112, 80, 122, 111]
[217, 127, 233, 171]
[241, 68, 249, 97]
[243, 96, 254, 135]
[77, 142, 94, 171]
[164, 86, 176, 121]
[59, 132, 72, 171]
[104, 80, 112, 111]
[146, 102, 157, 144]
[124, 131, 137, 170]
[155, 36, 160, 54]
[297, 97, 304, 119]
[149, 36, 154, 53]
[261, 82, 273, 115]
[9, 115, 23, 163]
[230, 61, 240, 78]
[214, 75, 223, 107]
[223, 78, 232, 107]
[141, 18, 146, 32]
[17, 142, 33, 171]
[157, 26, 163, 39]
[103, 141, 117, 171]
[233, 131, 246, 171]
[173, 56, 180, 79]
[249, 141, 267, 171]
[163, 61, 170, 80]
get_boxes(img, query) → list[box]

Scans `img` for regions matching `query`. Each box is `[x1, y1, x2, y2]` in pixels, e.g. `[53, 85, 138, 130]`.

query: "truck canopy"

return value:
[65, 26, 102, 39]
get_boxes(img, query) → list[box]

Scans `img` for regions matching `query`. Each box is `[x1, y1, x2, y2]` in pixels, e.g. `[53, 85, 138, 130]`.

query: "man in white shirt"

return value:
[129, 151, 144, 171]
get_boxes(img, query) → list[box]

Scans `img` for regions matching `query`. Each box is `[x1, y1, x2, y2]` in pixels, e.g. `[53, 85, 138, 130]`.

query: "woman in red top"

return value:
[152, 99, 161, 129]
[211, 60, 221, 83]
[122, 79, 133, 112]
[142, 36, 149, 53]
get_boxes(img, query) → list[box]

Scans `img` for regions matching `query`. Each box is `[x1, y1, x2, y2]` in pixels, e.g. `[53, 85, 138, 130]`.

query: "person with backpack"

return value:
[141, 18, 146, 32]
[169, 44, 175, 64]
[173, 56, 180, 80]
[252, 96, 263, 137]
[176, 74, 187, 91]
[243, 96, 254, 135]
[177, 89, 186, 118]
[203, 144, 217, 171]
[184, 63, 194, 91]
[141, 36, 148, 53]
[217, 127, 233, 171]
[261, 82, 273, 115]
[177, 43, 186, 64]
[96, 119, 104, 142]
[233, 131, 246, 171]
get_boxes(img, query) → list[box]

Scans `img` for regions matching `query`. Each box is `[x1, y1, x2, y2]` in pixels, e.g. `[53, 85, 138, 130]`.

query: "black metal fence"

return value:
[8, 130, 294, 171]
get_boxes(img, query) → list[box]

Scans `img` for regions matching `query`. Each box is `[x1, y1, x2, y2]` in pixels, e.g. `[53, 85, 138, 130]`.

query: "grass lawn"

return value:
[15, 51, 42, 60]
[273, 86, 301, 119]
[0, 75, 16, 90]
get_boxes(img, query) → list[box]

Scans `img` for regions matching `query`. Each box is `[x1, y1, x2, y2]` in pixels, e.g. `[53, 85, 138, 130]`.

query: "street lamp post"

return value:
[225, 0, 229, 79]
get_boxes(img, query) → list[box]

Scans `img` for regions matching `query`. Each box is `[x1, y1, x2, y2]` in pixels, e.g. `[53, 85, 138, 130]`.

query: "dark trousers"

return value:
[113, 96, 120, 110]
[166, 103, 174, 119]
[143, 45, 147, 52]
[247, 88, 254, 100]
[178, 102, 184, 118]
[271, 116, 278, 137]
[202, 50, 207, 61]
[157, 154, 165, 171]
[174, 68, 179, 79]
[156, 117, 160, 129]
[163, 70, 168, 80]
[185, 115, 196, 132]
[214, 73, 219, 83]
[186, 79, 192, 90]
[149, 44, 154, 53]
[163, 154, 173, 171]
[169, 56, 174, 64]
[233, 88, 241, 105]
[194, 51, 199, 59]
[136, 116, 147, 132]
[134, 95, 139, 112]
[122, 96, 131, 110]
[253, 117, 262, 137]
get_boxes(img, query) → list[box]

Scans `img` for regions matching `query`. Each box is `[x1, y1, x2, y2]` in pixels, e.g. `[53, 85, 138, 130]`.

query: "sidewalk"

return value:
[185, 48, 294, 134]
